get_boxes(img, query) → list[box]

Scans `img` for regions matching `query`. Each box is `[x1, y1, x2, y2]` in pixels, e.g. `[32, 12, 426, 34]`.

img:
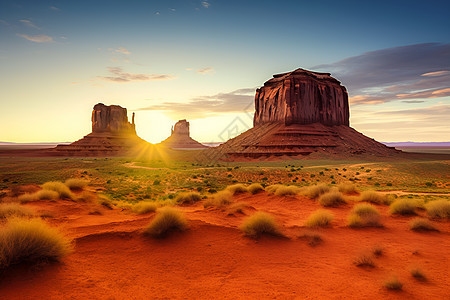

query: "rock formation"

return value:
[54, 103, 148, 156]
[202, 68, 399, 160]
[160, 120, 208, 149]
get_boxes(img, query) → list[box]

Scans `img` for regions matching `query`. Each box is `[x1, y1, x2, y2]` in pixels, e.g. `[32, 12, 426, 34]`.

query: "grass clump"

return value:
[225, 184, 248, 195]
[98, 196, 114, 209]
[175, 192, 202, 204]
[64, 178, 88, 190]
[0, 217, 73, 269]
[35, 189, 59, 200]
[17, 193, 37, 203]
[42, 181, 74, 200]
[389, 199, 418, 215]
[0, 203, 34, 220]
[348, 203, 382, 227]
[360, 191, 387, 205]
[384, 276, 403, 290]
[409, 218, 438, 232]
[425, 200, 450, 219]
[305, 184, 330, 199]
[247, 183, 264, 194]
[240, 211, 282, 238]
[144, 207, 187, 238]
[410, 267, 427, 281]
[338, 183, 358, 194]
[301, 232, 323, 246]
[305, 209, 334, 227]
[226, 202, 248, 215]
[318, 191, 346, 207]
[274, 185, 300, 196]
[204, 190, 233, 208]
[353, 252, 375, 267]
[132, 202, 158, 214]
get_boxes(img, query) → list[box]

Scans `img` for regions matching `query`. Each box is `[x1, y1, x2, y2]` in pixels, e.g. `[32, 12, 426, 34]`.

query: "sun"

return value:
[134, 111, 174, 144]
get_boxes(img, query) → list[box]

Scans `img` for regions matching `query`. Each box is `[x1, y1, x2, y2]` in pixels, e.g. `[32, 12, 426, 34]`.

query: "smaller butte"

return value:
[159, 119, 208, 149]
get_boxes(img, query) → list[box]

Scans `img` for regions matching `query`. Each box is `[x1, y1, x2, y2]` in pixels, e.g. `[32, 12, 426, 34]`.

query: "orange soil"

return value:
[1, 192, 449, 299]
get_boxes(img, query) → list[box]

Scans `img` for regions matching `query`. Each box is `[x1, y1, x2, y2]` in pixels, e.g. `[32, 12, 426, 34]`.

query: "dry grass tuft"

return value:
[360, 191, 387, 205]
[338, 182, 358, 194]
[410, 267, 427, 281]
[0, 217, 73, 269]
[226, 202, 248, 215]
[318, 191, 346, 207]
[265, 184, 282, 194]
[204, 190, 233, 208]
[353, 252, 375, 267]
[225, 184, 248, 195]
[132, 201, 158, 214]
[17, 193, 37, 203]
[348, 203, 382, 227]
[35, 189, 59, 200]
[0, 203, 34, 220]
[390, 199, 418, 215]
[98, 196, 114, 209]
[384, 276, 403, 290]
[240, 211, 282, 238]
[64, 178, 88, 190]
[274, 185, 300, 196]
[305, 209, 334, 227]
[175, 192, 202, 204]
[305, 184, 330, 199]
[247, 183, 264, 194]
[425, 200, 450, 219]
[42, 181, 74, 200]
[409, 218, 438, 232]
[301, 232, 323, 246]
[372, 245, 383, 256]
[144, 207, 187, 238]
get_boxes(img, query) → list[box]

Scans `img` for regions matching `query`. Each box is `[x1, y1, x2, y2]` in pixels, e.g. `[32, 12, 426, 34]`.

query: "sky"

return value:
[0, 0, 449, 143]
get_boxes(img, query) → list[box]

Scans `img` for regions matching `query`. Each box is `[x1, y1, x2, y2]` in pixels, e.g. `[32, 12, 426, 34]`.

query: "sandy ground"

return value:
[1, 191, 449, 299]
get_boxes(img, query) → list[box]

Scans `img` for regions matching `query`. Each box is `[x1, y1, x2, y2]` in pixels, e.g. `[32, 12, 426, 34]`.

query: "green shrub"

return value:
[360, 191, 387, 205]
[318, 191, 346, 207]
[225, 184, 248, 195]
[132, 202, 158, 214]
[425, 200, 450, 219]
[240, 212, 282, 238]
[42, 181, 74, 200]
[144, 207, 187, 237]
[204, 190, 233, 208]
[0, 203, 34, 220]
[175, 192, 202, 204]
[247, 183, 264, 194]
[0, 217, 73, 269]
[389, 199, 418, 215]
[348, 203, 382, 227]
[409, 218, 438, 232]
[305, 209, 334, 227]
[64, 178, 88, 190]
[338, 183, 358, 194]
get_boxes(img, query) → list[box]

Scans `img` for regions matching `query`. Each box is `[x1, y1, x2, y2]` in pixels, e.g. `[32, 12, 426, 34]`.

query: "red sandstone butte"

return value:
[160, 119, 208, 149]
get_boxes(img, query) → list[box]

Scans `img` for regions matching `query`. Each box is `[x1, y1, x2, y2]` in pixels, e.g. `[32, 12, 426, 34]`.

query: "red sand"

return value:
[1, 192, 449, 299]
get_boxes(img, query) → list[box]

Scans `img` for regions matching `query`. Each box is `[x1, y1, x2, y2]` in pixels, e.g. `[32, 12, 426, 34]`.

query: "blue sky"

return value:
[0, 0, 449, 143]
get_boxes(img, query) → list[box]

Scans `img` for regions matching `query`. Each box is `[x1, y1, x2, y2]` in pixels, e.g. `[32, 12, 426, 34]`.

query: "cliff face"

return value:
[253, 68, 349, 126]
[92, 103, 136, 133]
[161, 119, 207, 149]
[171, 119, 190, 136]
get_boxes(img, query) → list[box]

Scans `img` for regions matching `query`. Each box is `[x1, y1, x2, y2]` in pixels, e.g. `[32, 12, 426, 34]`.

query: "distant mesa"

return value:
[160, 119, 208, 149]
[206, 68, 399, 159]
[55, 103, 149, 156]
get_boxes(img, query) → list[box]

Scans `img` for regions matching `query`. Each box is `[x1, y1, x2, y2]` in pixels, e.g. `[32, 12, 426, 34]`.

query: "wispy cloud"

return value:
[197, 66, 215, 75]
[114, 47, 131, 55]
[136, 88, 255, 118]
[313, 43, 450, 105]
[98, 67, 176, 83]
[17, 33, 53, 43]
[19, 19, 40, 29]
[202, 1, 211, 8]
[49, 6, 60, 11]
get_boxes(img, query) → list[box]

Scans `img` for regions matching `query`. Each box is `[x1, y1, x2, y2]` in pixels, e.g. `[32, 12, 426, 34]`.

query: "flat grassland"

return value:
[0, 154, 449, 299]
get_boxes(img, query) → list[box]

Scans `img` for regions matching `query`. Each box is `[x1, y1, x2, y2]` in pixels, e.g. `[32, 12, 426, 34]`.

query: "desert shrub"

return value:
[35, 189, 59, 200]
[204, 190, 233, 208]
[389, 199, 418, 215]
[175, 192, 202, 204]
[225, 184, 248, 195]
[348, 203, 382, 227]
[132, 202, 158, 214]
[240, 211, 282, 238]
[0, 203, 34, 220]
[226, 202, 248, 215]
[425, 200, 450, 219]
[305, 209, 334, 227]
[318, 191, 346, 207]
[353, 253, 375, 267]
[409, 218, 438, 232]
[384, 276, 403, 290]
[64, 178, 88, 190]
[144, 207, 187, 237]
[360, 191, 387, 205]
[338, 183, 358, 194]
[301, 232, 323, 246]
[17, 193, 37, 203]
[42, 181, 74, 200]
[77, 191, 95, 203]
[410, 267, 427, 281]
[247, 183, 264, 194]
[372, 245, 383, 256]
[274, 185, 300, 196]
[0, 217, 73, 269]
[305, 184, 330, 199]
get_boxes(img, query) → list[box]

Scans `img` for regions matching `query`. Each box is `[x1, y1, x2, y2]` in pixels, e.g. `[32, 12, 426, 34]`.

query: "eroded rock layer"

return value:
[160, 120, 208, 149]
